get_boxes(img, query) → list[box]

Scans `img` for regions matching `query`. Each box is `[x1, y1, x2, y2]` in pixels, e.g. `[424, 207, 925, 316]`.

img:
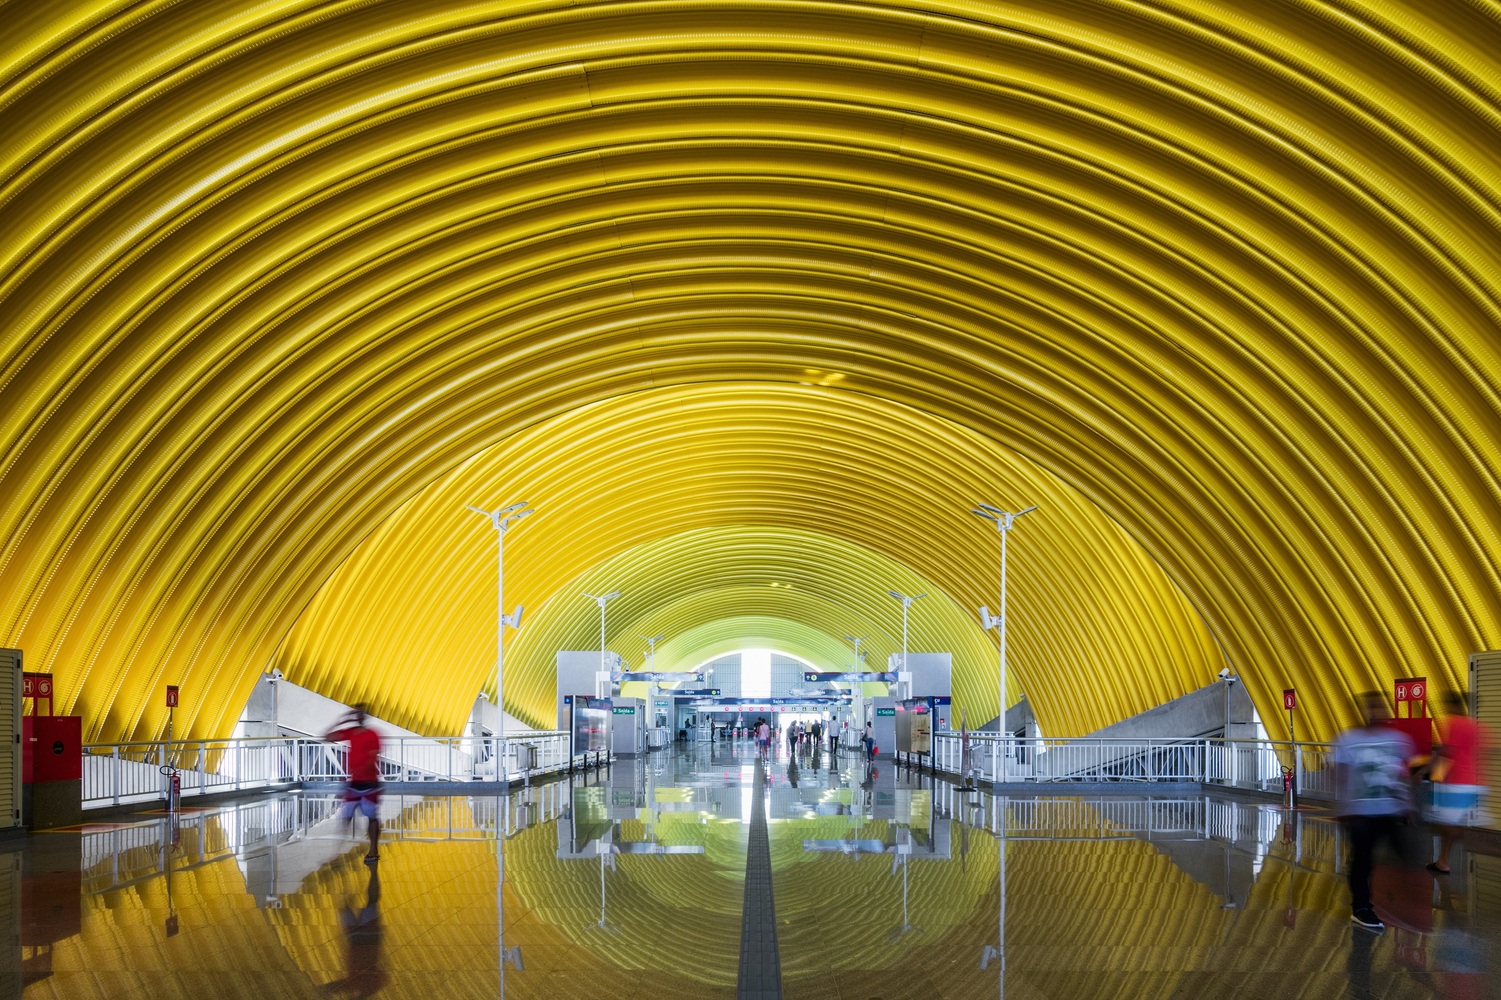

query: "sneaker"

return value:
[1351, 908, 1384, 932]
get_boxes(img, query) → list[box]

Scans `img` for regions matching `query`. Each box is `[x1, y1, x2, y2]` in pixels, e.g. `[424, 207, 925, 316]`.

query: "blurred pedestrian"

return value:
[327, 705, 383, 863]
[1426, 693, 1492, 874]
[1333, 691, 1419, 931]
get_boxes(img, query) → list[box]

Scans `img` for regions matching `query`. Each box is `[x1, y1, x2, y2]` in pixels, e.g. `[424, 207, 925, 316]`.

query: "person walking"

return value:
[756, 718, 770, 758]
[327, 705, 384, 863]
[829, 718, 839, 755]
[1426, 693, 1492, 874]
[863, 720, 876, 761]
[1333, 691, 1418, 931]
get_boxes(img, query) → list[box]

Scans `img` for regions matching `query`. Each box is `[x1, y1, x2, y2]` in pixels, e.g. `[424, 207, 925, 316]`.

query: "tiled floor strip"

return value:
[736, 758, 782, 1000]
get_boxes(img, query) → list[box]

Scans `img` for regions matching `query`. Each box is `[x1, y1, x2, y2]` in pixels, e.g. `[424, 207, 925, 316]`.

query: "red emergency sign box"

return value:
[22, 715, 82, 783]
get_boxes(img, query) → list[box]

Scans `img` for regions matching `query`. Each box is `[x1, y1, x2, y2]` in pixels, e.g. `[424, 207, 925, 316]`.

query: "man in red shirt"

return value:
[1426, 693, 1491, 874]
[327, 706, 383, 863]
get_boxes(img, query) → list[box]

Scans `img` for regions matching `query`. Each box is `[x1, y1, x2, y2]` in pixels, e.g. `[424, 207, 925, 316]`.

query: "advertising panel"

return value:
[895, 700, 932, 754]
[910, 706, 932, 754]
[571, 696, 611, 755]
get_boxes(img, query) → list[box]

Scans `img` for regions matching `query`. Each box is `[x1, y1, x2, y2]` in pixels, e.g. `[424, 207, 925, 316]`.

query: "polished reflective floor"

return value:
[6, 740, 1499, 999]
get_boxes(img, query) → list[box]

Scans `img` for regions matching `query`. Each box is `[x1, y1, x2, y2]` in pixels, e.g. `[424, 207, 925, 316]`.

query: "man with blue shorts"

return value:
[328, 706, 383, 863]
[1426, 693, 1491, 874]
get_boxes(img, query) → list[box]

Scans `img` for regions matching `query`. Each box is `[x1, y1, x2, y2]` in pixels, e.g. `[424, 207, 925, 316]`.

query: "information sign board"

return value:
[1394, 678, 1427, 703]
[804, 671, 899, 684]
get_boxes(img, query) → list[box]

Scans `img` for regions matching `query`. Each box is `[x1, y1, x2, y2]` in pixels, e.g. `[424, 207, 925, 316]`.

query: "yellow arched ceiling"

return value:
[273, 385, 1223, 736]
[2, 0, 1499, 743]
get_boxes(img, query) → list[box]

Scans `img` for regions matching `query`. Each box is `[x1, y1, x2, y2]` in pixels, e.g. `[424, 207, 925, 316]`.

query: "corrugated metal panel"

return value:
[1473, 854, 1501, 928]
[1467, 651, 1501, 832]
[0, 851, 17, 1000]
[0, 649, 17, 832]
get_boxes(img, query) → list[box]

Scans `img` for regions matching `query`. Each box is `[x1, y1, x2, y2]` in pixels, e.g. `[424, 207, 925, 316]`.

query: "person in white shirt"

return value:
[1333, 691, 1418, 932]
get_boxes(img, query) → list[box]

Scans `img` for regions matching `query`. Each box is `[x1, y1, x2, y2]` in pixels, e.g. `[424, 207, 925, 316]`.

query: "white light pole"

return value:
[585, 591, 622, 761]
[584, 591, 622, 681]
[640, 634, 665, 749]
[467, 502, 532, 781]
[971, 503, 1037, 771]
[640, 634, 665, 668]
[886, 591, 926, 693]
[844, 635, 866, 747]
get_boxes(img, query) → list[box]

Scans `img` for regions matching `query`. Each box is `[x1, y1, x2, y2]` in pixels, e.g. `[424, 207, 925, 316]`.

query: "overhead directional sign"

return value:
[674, 688, 721, 696]
[803, 671, 899, 684]
[686, 696, 847, 709]
[613, 671, 705, 684]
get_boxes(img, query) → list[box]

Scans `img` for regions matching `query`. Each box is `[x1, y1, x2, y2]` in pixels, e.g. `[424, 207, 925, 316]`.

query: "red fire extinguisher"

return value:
[170, 771, 181, 812]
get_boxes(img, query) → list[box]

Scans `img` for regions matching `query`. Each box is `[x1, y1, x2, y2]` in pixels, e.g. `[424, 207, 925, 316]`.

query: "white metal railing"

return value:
[81, 731, 586, 810]
[927, 734, 1334, 799]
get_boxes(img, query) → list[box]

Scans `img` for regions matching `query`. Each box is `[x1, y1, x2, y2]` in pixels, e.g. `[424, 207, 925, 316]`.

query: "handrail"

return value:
[81, 731, 571, 751]
[921, 733, 1334, 798]
[79, 731, 591, 810]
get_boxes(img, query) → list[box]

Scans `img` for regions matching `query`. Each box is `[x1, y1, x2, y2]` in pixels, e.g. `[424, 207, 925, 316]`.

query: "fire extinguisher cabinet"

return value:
[22, 716, 82, 829]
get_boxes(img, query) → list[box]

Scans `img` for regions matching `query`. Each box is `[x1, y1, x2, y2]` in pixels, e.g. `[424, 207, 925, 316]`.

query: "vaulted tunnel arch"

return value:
[2, 0, 1499, 745]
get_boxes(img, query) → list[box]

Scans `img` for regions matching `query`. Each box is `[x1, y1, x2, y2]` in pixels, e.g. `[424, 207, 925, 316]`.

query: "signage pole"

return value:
[1285, 689, 1297, 810]
[165, 684, 179, 814]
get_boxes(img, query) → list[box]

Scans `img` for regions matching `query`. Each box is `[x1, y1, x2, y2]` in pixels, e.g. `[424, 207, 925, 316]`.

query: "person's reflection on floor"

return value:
[786, 756, 800, 788]
[325, 862, 386, 998]
[1347, 923, 1377, 1000]
[1429, 879, 1491, 1000]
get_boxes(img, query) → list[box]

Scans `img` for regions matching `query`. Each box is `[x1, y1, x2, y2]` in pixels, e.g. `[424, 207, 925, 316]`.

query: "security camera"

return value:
[1217, 667, 1232, 680]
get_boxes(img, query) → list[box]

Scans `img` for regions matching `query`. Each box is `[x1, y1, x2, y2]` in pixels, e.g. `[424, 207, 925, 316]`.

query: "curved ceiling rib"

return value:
[0, 1, 1498, 743]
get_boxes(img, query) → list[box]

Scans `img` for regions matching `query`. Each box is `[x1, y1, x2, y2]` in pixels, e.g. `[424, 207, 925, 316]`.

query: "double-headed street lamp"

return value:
[886, 591, 926, 692]
[585, 591, 622, 755]
[583, 591, 623, 684]
[970, 504, 1037, 750]
[467, 502, 533, 779]
[640, 634, 666, 745]
[844, 635, 867, 740]
[639, 634, 665, 668]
